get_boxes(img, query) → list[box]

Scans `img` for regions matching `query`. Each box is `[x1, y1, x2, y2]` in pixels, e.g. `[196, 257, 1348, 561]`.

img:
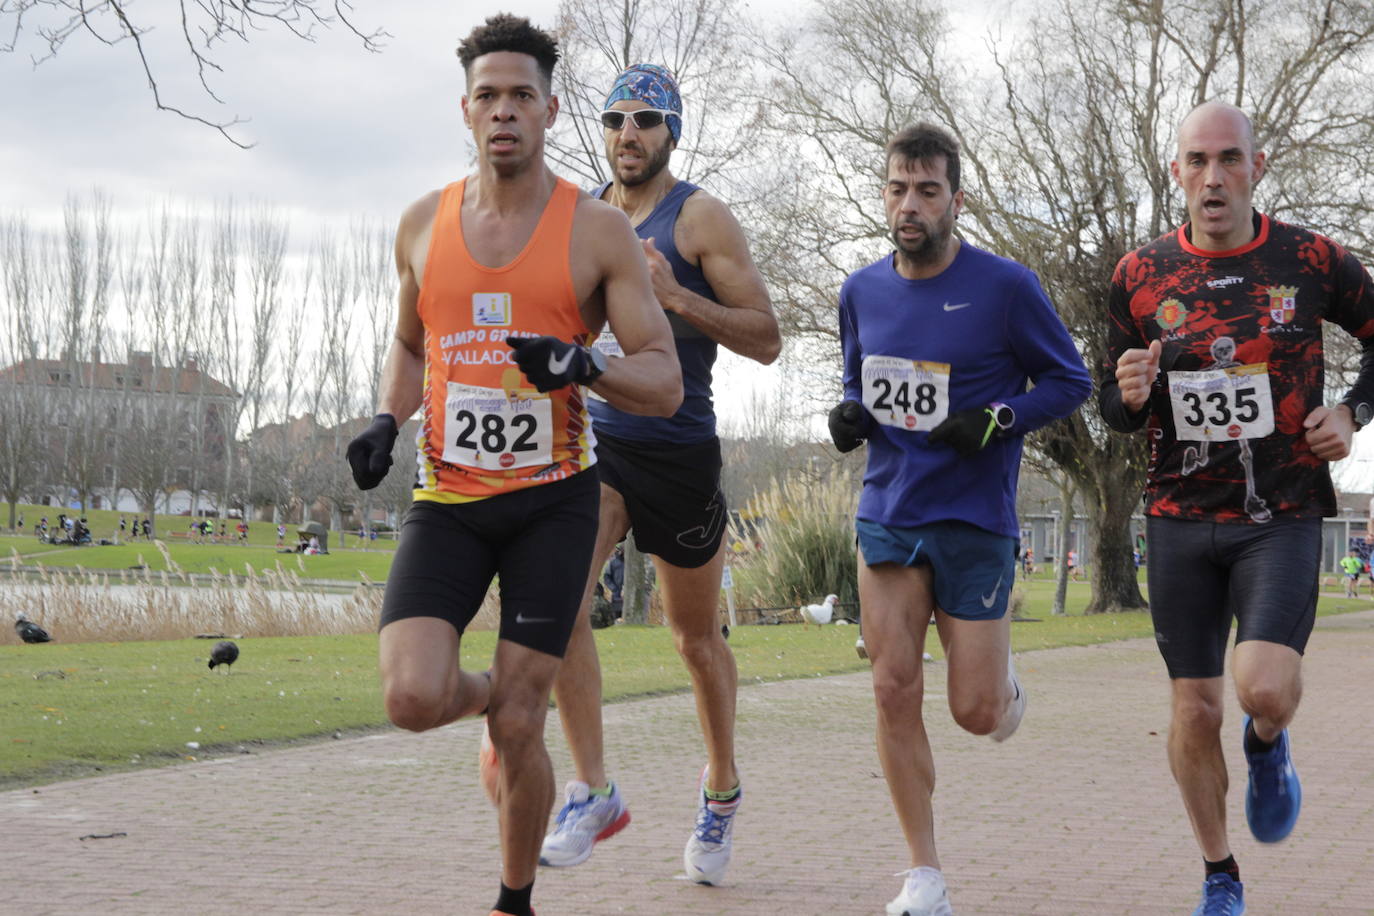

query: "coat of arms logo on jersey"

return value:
[1267, 286, 1297, 324]
[473, 293, 512, 326]
[1156, 298, 1187, 330]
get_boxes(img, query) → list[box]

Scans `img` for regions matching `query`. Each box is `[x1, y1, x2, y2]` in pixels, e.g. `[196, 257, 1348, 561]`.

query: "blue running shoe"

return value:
[1243, 715, 1301, 843]
[1192, 873, 1244, 915]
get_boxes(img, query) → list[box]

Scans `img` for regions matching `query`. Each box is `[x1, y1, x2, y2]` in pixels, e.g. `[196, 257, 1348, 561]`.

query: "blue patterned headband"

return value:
[604, 63, 682, 142]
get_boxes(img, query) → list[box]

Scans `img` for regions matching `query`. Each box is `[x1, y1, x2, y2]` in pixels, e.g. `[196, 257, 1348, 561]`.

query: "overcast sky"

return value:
[2, 3, 567, 232]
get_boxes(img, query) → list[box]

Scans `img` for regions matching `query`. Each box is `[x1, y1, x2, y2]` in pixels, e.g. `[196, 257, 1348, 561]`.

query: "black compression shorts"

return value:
[379, 469, 599, 658]
[1145, 516, 1320, 679]
[594, 431, 727, 569]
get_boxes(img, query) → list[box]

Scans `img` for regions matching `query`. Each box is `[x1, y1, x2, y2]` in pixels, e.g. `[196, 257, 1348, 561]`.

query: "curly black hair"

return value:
[456, 14, 560, 93]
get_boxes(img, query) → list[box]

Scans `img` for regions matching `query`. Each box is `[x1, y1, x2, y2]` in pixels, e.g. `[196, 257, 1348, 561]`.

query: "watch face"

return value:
[1358, 402, 1373, 427]
[995, 404, 1014, 429]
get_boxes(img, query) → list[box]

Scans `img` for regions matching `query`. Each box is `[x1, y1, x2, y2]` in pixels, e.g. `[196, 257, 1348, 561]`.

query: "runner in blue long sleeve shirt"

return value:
[826, 123, 1089, 916]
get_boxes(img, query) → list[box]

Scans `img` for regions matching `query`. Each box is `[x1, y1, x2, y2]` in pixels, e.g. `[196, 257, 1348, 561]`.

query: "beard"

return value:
[613, 141, 673, 187]
[891, 207, 955, 266]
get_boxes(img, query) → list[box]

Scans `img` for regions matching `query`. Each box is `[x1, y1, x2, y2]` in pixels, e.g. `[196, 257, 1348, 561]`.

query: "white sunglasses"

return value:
[600, 108, 677, 131]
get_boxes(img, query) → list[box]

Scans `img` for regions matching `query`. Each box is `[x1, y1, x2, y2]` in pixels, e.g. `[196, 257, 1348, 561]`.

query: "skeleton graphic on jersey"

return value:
[1177, 336, 1271, 522]
[1103, 213, 1374, 523]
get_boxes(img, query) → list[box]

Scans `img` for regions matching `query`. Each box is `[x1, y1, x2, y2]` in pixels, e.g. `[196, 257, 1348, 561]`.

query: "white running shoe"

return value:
[538, 780, 631, 867]
[989, 651, 1026, 743]
[886, 866, 953, 916]
[856, 635, 869, 660]
[683, 767, 741, 885]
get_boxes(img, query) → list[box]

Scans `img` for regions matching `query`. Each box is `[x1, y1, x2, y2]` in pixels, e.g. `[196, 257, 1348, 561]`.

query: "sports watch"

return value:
[989, 402, 1015, 434]
[1344, 399, 1372, 432]
[581, 345, 608, 385]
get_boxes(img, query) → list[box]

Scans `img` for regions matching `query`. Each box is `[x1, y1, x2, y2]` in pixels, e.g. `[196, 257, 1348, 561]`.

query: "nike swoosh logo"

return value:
[547, 349, 575, 376]
[943, 301, 973, 311]
[515, 612, 555, 624]
[981, 573, 1004, 608]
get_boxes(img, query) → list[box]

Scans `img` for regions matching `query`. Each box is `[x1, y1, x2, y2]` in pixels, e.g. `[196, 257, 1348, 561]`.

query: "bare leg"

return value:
[934, 610, 1013, 736]
[1232, 640, 1302, 742]
[657, 543, 737, 791]
[378, 616, 491, 731]
[551, 484, 632, 789]
[1168, 676, 1231, 861]
[861, 552, 940, 868]
[489, 639, 563, 889]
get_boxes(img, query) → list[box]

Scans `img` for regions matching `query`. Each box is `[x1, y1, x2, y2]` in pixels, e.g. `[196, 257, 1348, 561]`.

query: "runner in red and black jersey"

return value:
[1104, 207, 1374, 523]
[1100, 101, 1374, 916]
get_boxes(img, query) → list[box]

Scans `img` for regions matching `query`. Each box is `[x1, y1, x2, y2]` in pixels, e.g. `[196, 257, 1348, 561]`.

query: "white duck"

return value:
[800, 594, 839, 627]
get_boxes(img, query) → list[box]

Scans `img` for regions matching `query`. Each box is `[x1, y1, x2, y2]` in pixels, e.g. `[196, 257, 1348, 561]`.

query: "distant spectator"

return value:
[603, 545, 625, 620]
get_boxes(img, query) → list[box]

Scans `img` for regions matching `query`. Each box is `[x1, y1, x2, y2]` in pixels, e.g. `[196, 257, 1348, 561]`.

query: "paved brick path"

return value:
[5, 611, 1373, 915]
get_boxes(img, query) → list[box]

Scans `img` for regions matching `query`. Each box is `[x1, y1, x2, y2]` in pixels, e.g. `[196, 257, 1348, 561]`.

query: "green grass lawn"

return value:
[3, 594, 1366, 789]
[1, 501, 398, 552]
[2, 535, 395, 583]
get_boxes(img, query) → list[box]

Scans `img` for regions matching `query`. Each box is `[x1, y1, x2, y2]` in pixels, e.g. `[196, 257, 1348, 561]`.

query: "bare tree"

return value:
[756, 0, 1374, 612]
[0, 215, 55, 529]
[239, 206, 289, 521]
[1, 1, 386, 146]
[49, 192, 118, 512]
[352, 215, 395, 532]
[118, 206, 198, 536]
[207, 200, 244, 521]
[317, 229, 360, 537]
[255, 257, 317, 524]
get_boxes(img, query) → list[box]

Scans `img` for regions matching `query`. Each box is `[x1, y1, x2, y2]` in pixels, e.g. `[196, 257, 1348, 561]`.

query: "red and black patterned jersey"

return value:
[1103, 212, 1374, 524]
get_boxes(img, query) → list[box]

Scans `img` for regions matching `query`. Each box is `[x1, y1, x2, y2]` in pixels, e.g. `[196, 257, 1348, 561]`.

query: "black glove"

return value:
[828, 399, 872, 453]
[346, 414, 398, 490]
[927, 407, 997, 457]
[506, 336, 593, 392]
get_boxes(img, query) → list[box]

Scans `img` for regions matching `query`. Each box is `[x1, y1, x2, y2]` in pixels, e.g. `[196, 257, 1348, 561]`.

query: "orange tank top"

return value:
[413, 177, 595, 502]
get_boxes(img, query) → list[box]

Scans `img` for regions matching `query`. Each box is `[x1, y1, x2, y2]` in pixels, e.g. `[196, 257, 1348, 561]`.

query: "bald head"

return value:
[1177, 101, 1257, 159]
[1171, 101, 1266, 252]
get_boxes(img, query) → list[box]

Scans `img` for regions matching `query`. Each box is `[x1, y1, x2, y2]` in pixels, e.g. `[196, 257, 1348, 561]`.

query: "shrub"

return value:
[731, 471, 860, 616]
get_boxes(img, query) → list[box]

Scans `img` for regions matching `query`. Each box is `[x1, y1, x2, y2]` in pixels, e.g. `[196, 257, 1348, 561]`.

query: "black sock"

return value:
[493, 881, 533, 916]
[1244, 721, 1276, 755]
[1204, 855, 1240, 882]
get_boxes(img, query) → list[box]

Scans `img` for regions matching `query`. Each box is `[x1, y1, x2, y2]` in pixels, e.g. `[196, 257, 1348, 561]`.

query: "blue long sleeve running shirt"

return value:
[840, 243, 1091, 538]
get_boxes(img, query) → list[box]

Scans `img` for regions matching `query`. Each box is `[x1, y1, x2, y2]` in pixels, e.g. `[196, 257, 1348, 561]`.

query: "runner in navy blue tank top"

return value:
[530, 64, 780, 884]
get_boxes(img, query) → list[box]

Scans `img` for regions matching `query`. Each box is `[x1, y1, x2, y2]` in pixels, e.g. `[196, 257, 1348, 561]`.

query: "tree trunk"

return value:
[622, 536, 654, 625]
[1051, 476, 1075, 616]
[1083, 470, 1148, 614]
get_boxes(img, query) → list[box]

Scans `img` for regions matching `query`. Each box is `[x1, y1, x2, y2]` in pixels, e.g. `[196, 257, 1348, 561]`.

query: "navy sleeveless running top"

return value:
[589, 180, 719, 443]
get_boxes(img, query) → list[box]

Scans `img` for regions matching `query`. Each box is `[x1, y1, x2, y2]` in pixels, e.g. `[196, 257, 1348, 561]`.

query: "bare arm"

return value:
[375, 200, 429, 421]
[648, 192, 780, 364]
[585, 204, 683, 417]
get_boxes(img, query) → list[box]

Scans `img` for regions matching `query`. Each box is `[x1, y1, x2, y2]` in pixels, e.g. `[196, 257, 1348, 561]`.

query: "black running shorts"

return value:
[379, 469, 599, 658]
[1145, 516, 1320, 679]
[594, 431, 727, 569]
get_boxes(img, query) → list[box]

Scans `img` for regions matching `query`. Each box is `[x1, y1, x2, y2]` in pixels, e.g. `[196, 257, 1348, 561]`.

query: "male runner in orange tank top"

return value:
[344, 15, 680, 916]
